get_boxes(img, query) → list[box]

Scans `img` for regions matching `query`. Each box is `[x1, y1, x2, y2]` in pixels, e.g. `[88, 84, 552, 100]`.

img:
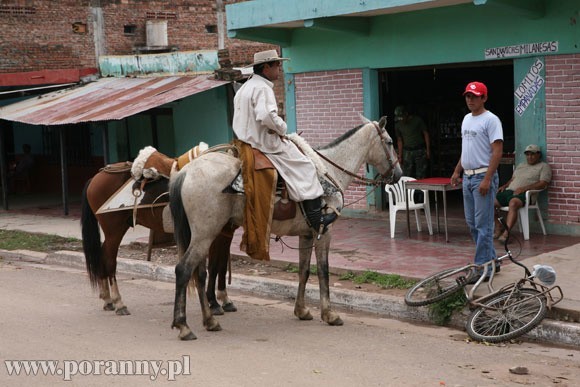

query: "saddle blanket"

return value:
[96, 178, 169, 214]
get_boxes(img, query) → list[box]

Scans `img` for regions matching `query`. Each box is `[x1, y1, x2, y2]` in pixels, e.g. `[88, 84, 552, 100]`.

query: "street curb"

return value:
[2, 248, 580, 348]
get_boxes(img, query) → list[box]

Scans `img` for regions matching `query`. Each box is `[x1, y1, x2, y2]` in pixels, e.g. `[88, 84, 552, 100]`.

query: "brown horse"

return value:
[80, 147, 236, 316]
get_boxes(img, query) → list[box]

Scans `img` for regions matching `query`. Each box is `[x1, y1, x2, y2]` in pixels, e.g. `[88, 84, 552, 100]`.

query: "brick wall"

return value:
[294, 69, 369, 210]
[545, 53, 580, 226]
[0, 0, 273, 73]
[0, 1, 96, 72]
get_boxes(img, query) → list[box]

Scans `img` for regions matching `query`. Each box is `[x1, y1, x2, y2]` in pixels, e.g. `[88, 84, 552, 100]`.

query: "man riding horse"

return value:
[233, 50, 337, 237]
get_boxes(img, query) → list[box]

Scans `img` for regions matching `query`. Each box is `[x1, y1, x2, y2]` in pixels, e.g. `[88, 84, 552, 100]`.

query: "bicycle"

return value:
[404, 218, 564, 343]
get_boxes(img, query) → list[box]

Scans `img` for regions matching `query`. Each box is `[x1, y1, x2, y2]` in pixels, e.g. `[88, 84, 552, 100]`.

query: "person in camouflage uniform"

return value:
[394, 105, 430, 179]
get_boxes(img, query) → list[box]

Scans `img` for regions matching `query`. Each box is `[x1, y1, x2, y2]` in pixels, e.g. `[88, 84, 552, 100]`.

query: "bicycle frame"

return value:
[464, 218, 563, 310]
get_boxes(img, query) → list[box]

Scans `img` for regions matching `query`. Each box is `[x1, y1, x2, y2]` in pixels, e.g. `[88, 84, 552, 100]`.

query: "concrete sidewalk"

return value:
[1, 211, 580, 347]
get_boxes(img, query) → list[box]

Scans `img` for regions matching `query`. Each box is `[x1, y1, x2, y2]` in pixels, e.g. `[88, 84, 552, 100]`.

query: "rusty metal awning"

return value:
[0, 75, 230, 125]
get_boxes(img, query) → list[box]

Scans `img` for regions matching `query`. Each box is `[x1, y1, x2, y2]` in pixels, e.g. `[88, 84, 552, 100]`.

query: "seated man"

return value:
[8, 143, 35, 193]
[494, 144, 551, 241]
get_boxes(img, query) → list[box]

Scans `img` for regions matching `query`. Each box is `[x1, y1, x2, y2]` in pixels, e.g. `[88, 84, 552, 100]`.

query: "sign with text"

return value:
[485, 41, 558, 59]
[514, 58, 544, 117]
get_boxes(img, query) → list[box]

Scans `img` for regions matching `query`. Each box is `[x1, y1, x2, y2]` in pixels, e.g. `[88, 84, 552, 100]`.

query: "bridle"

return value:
[371, 120, 399, 185]
[313, 120, 399, 188]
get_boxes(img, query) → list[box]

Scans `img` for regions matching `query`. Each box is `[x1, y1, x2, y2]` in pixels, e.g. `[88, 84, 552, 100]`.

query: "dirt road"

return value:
[1, 258, 578, 386]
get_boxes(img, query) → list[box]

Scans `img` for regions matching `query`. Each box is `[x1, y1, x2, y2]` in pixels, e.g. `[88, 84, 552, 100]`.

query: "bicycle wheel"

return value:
[405, 266, 473, 306]
[466, 288, 547, 343]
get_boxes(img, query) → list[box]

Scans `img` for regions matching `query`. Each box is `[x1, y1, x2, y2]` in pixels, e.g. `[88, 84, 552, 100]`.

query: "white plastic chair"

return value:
[499, 189, 547, 240]
[385, 176, 433, 239]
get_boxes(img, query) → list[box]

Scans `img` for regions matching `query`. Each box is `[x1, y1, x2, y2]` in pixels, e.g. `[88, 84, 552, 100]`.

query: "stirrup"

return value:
[316, 213, 338, 239]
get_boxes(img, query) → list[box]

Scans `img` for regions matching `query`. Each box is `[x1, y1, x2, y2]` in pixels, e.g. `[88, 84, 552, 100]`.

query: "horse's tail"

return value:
[169, 172, 191, 253]
[80, 179, 103, 288]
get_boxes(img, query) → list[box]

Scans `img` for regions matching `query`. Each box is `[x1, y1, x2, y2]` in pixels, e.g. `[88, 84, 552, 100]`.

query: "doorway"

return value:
[379, 61, 515, 210]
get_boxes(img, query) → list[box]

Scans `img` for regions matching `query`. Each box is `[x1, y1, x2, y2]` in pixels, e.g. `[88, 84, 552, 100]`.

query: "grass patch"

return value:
[284, 264, 317, 275]
[0, 229, 81, 252]
[340, 270, 416, 290]
[428, 291, 467, 326]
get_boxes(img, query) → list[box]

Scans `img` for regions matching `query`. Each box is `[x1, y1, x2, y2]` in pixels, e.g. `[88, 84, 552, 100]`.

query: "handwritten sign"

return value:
[485, 41, 558, 59]
[514, 58, 544, 116]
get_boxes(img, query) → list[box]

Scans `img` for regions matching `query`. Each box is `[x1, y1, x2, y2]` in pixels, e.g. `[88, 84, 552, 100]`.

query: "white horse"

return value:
[169, 117, 402, 340]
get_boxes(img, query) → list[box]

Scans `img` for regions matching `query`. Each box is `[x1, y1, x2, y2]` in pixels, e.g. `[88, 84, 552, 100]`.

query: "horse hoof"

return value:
[211, 306, 224, 316]
[115, 306, 131, 316]
[326, 314, 344, 326]
[205, 319, 222, 332]
[103, 303, 115, 311]
[180, 332, 197, 341]
[295, 309, 313, 321]
[329, 317, 344, 326]
[222, 302, 237, 313]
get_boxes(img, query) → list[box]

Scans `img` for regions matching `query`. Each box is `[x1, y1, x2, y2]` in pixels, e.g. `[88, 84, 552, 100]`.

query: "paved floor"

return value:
[2, 192, 578, 279]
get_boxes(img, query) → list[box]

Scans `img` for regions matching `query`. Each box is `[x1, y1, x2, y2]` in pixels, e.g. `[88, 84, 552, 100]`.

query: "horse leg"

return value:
[98, 278, 115, 311]
[212, 227, 237, 313]
[194, 259, 221, 332]
[172, 246, 221, 340]
[172, 254, 196, 340]
[108, 276, 130, 316]
[294, 234, 314, 321]
[315, 233, 343, 326]
[101, 229, 130, 315]
[216, 254, 237, 313]
[206, 240, 224, 316]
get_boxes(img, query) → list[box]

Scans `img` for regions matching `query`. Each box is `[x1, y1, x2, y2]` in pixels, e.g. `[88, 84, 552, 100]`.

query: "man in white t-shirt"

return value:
[494, 144, 551, 241]
[451, 81, 503, 278]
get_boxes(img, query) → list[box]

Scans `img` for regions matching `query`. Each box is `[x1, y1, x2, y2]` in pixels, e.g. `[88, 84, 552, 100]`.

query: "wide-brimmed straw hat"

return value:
[245, 50, 289, 68]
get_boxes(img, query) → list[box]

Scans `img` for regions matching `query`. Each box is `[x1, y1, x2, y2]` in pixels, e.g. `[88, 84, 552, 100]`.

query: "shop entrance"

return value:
[379, 61, 515, 211]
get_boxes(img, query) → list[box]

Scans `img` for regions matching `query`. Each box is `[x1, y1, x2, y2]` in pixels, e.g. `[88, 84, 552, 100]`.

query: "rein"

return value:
[312, 120, 399, 188]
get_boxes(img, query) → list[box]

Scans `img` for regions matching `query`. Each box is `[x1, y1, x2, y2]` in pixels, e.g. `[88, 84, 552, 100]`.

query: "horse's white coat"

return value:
[169, 119, 402, 340]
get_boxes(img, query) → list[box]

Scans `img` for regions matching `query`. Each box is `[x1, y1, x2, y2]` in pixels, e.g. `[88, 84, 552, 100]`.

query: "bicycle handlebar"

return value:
[496, 216, 531, 276]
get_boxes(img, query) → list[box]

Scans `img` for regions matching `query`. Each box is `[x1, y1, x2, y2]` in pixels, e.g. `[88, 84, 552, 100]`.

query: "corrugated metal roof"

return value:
[0, 75, 230, 125]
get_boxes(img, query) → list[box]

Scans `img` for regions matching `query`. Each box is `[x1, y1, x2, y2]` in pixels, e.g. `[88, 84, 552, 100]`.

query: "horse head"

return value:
[367, 116, 402, 185]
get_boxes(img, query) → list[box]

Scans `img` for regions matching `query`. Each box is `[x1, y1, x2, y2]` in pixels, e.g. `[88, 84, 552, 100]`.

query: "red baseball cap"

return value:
[463, 81, 488, 96]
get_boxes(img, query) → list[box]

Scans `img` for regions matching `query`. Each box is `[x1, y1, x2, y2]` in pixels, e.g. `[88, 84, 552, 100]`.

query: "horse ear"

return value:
[378, 116, 387, 128]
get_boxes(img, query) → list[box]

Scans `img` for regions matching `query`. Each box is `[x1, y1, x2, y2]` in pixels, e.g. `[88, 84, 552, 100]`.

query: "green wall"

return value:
[281, 1, 577, 73]
[172, 86, 232, 153]
[513, 56, 547, 165]
[105, 85, 232, 162]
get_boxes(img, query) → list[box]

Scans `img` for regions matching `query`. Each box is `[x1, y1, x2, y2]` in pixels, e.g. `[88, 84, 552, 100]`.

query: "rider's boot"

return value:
[302, 197, 338, 236]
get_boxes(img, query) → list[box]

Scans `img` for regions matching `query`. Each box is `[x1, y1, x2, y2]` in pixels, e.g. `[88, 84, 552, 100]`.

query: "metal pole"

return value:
[101, 122, 109, 165]
[59, 126, 69, 215]
[0, 124, 8, 210]
[216, 0, 225, 50]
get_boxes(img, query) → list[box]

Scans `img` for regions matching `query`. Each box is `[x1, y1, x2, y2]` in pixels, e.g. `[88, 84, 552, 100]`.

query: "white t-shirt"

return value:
[460, 110, 503, 170]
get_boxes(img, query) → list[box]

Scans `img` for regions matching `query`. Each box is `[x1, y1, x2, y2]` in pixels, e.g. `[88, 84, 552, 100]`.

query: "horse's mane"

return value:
[318, 124, 364, 150]
[287, 134, 327, 177]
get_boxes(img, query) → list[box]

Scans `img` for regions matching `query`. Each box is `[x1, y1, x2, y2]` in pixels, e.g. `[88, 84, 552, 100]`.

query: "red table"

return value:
[404, 177, 462, 242]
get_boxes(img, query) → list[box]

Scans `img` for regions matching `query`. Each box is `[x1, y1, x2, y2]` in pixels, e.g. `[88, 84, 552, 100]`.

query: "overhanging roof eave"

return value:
[0, 76, 230, 126]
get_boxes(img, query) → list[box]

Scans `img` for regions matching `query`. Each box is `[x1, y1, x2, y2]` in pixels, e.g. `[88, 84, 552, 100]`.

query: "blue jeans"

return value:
[462, 172, 499, 265]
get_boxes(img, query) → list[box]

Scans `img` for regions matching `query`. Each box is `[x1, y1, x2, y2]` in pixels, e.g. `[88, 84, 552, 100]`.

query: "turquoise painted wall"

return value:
[281, 1, 577, 73]
[172, 86, 232, 153]
[512, 56, 549, 224]
[362, 68, 381, 208]
[105, 86, 231, 162]
[227, 1, 578, 74]
[513, 56, 547, 165]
